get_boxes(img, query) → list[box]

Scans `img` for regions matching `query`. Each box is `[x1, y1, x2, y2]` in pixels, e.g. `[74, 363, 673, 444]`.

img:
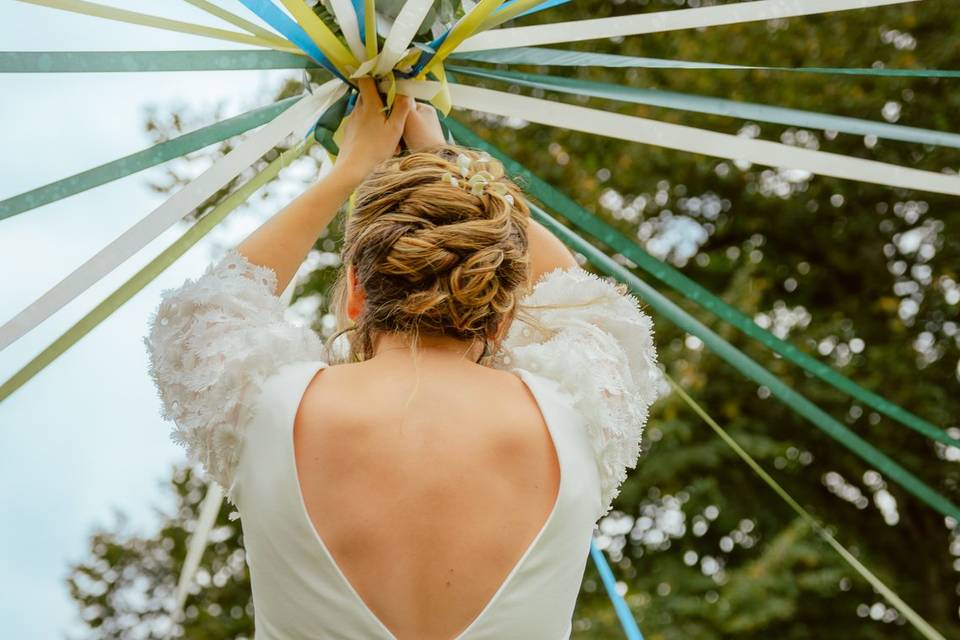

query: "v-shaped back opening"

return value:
[287, 361, 564, 640]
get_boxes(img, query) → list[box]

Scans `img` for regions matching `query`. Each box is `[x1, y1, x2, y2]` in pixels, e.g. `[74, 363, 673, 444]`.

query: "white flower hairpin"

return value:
[441, 153, 516, 206]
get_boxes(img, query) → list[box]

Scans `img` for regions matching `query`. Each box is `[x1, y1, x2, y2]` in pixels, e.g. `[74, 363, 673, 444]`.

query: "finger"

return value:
[357, 77, 383, 111]
[389, 95, 414, 127]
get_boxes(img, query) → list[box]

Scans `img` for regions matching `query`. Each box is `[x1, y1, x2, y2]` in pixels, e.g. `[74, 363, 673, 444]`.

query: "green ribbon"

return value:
[0, 50, 317, 73]
[446, 121, 960, 521]
[448, 65, 960, 150]
[313, 91, 353, 156]
[0, 140, 313, 404]
[445, 120, 956, 448]
[450, 46, 960, 79]
[665, 374, 946, 640]
[0, 96, 300, 221]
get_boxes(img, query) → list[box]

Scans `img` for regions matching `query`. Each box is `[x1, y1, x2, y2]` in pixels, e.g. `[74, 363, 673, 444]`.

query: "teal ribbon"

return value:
[0, 97, 300, 221]
[446, 121, 960, 521]
[448, 65, 960, 150]
[450, 46, 960, 79]
[6, 48, 957, 79]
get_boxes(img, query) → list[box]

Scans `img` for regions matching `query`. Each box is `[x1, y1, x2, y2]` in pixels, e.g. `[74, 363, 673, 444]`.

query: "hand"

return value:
[403, 102, 446, 151]
[333, 77, 413, 185]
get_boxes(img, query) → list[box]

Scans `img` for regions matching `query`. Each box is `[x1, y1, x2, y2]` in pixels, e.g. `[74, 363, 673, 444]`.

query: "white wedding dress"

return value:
[144, 248, 659, 639]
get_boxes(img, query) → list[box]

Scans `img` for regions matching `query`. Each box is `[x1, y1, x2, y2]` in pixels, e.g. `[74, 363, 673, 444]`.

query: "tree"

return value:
[69, 0, 960, 637]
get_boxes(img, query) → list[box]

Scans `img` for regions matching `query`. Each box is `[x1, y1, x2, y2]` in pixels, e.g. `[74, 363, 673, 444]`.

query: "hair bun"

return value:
[335, 145, 531, 360]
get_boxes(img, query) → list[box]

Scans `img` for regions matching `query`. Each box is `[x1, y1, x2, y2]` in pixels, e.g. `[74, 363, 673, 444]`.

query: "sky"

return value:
[0, 3, 308, 636]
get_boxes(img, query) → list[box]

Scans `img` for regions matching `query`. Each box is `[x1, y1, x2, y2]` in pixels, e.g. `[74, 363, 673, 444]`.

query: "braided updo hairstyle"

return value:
[326, 144, 532, 364]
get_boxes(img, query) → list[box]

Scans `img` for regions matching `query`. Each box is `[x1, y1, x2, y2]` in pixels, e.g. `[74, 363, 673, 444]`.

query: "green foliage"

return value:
[71, 0, 960, 638]
[68, 468, 252, 639]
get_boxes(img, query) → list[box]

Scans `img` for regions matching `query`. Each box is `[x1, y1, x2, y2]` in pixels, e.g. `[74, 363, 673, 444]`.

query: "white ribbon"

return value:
[170, 483, 224, 628]
[328, 0, 367, 62]
[0, 80, 343, 352]
[373, 0, 435, 75]
[444, 83, 960, 196]
[458, 0, 918, 52]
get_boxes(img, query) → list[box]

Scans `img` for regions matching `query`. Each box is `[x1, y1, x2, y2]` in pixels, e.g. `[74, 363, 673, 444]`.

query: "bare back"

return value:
[293, 353, 561, 640]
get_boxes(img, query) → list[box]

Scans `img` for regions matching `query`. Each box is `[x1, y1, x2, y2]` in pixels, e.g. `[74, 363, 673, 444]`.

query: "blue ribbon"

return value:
[590, 540, 645, 640]
[352, 0, 367, 47]
[238, 0, 349, 82]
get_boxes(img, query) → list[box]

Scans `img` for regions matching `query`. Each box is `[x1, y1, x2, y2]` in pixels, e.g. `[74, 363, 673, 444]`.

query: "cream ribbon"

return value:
[440, 82, 960, 196]
[458, 0, 918, 52]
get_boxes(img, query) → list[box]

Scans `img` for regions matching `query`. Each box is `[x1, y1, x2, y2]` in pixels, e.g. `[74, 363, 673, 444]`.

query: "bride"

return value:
[145, 78, 659, 640]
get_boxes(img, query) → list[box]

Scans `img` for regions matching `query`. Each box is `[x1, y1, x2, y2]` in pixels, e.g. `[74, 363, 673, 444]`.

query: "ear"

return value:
[346, 264, 366, 322]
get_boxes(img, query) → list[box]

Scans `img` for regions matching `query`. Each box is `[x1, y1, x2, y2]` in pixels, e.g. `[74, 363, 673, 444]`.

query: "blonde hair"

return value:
[326, 144, 532, 364]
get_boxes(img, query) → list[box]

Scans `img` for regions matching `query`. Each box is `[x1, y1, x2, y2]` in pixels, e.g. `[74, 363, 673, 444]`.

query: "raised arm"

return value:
[144, 80, 412, 497]
[236, 79, 413, 295]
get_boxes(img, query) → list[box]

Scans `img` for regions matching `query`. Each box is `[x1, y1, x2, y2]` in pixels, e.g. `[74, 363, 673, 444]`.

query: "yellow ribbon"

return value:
[427, 64, 452, 115]
[279, 0, 360, 74]
[476, 0, 545, 31]
[364, 0, 378, 60]
[420, 0, 506, 77]
[17, 0, 300, 54]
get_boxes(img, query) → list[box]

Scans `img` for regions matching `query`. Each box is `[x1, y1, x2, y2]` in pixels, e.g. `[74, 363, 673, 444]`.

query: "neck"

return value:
[371, 331, 485, 363]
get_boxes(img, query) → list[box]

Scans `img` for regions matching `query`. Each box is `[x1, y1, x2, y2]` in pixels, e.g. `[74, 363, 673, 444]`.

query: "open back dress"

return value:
[144, 249, 660, 639]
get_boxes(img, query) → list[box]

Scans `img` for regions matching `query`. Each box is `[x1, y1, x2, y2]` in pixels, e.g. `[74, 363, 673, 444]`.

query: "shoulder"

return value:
[493, 264, 662, 517]
[143, 249, 328, 496]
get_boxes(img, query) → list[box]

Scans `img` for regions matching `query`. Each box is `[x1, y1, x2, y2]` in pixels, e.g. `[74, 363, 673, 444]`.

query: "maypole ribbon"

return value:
[6, 48, 957, 79]
[328, 0, 366, 61]
[589, 541, 645, 640]
[0, 139, 315, 403]
[278, 0, 359, 72]
[443, 83, 960, 196]
[451, 46, 960, 79]
[362, 0, 378, 60]
[529, 194, 960, 521]
[14, 0, 300, 53]
[181, 0, 288, 44]
[450, 123, 960, 513]
[238, 0, 351, 79]
[0, 82, 341, 352]
[458, 0, 918, 52]
[448, 122, 956, 447]
[449, 65, 960, 150]
[664, 375, 946, 640]
[0, 96, 302, 221]
[371, 0, 436, 76]
[418, 0, 506, 77]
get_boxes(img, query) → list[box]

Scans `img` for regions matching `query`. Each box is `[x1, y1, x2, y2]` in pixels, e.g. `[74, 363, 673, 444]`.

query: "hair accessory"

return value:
[442, 154, 515, 206]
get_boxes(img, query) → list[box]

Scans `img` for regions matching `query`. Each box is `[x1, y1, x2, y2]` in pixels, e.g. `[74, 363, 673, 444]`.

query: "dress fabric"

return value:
[144, 248, 660, 640]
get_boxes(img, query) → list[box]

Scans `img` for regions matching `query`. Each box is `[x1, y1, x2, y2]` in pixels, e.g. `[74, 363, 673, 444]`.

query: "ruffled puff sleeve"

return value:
[493, 265, 661, 518]
[143, 249, 327, 497]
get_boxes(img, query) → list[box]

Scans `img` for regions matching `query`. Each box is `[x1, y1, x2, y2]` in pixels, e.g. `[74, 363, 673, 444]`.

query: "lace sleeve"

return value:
[143, 249, 327, 495]
[493, 265, 660, 517]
